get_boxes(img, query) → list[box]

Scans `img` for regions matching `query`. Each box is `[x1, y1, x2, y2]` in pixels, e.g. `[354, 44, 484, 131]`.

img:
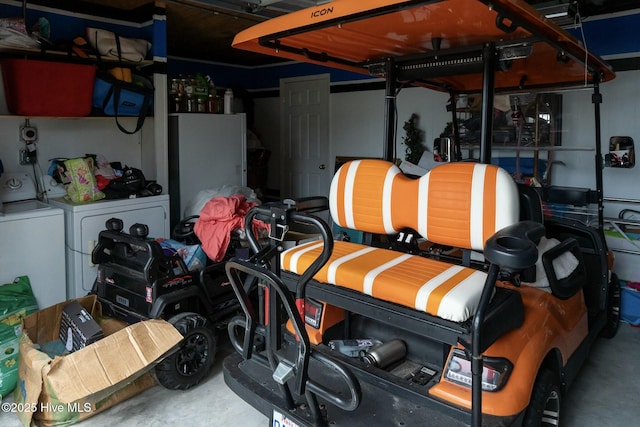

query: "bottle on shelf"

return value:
[206, 78, 217, 113]
[194, 73, 208, 111]
[224, 88, 234, 114]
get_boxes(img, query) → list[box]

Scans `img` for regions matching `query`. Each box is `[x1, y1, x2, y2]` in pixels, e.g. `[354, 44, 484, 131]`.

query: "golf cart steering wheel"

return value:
[172, 215, 200, 244]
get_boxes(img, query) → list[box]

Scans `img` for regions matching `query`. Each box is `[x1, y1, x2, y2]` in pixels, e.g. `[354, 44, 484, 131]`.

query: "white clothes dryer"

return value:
[49, 195, 170, 299]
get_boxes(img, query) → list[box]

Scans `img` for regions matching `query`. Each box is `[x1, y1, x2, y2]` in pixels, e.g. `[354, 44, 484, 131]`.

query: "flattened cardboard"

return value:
[47, 319, 181, 403]
[14, 295, 182, 427]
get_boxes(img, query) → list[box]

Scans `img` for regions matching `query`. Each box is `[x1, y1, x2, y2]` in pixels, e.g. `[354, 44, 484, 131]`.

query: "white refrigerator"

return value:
[168, 113, 247, 227]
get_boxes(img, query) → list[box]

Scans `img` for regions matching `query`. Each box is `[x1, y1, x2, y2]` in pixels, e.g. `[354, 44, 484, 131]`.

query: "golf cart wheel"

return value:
[523, 369, 561, 427]
[600, 273, 621, 339]
[155, 312, 216, 390]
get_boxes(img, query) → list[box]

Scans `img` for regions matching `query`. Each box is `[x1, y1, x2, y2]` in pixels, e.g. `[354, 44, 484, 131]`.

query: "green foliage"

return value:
[402, 113, 425, 164]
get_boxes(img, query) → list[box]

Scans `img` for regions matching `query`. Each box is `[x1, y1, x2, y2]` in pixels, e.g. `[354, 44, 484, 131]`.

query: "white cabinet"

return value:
[49, 195, 170, 299]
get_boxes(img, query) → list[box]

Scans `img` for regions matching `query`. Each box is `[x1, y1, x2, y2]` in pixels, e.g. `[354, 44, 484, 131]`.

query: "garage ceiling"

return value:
[78, 0, 324, 66]
[81, 0, 639, 66]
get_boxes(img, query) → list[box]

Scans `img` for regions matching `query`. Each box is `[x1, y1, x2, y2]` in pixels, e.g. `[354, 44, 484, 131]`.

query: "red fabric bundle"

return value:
[194, 195, 267, 262]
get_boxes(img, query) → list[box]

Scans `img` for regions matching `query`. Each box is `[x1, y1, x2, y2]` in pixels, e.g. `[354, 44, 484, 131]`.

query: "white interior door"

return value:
[280, 74, 330, 199]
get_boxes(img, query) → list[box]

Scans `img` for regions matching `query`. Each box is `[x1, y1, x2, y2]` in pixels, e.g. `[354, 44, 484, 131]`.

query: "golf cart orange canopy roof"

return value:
[233, 0, 615, 92]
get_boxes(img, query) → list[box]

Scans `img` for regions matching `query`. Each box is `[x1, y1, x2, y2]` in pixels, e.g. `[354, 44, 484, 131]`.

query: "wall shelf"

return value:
[0, 46, 154, 68]
[0, 0, 168, 189]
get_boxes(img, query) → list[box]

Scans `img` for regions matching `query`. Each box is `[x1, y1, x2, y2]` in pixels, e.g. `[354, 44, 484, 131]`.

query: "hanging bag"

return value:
[91, 29, 153, 134]
[86, 27, 151, 63]
[92, 72, 153, 134]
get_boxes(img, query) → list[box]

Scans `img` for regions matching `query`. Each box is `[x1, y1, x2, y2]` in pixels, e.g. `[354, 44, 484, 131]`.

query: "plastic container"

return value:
[621, 285, 640, 326]
[224, 88, 234, 114]
[1, 59, 97, 116]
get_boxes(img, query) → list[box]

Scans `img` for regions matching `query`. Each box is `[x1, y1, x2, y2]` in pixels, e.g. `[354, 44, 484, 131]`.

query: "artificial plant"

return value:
[402, 113, 425, 164]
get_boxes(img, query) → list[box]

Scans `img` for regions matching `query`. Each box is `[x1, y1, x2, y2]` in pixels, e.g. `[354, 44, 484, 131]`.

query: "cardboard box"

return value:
[13, 295, 183, 427]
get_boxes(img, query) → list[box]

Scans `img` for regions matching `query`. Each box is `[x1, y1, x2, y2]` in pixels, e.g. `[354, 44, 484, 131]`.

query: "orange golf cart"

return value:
[222, 1, 620, 426]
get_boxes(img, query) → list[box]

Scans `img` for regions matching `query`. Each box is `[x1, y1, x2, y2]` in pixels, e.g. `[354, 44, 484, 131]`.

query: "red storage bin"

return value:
[1, 59, 97, 117]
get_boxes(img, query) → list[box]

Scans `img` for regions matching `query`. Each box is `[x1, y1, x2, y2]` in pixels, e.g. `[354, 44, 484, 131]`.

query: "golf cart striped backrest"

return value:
[329, 160, 519, 251]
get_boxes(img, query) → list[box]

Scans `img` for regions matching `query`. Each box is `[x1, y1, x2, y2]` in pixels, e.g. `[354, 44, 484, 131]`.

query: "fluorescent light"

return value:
[546, 12, 569, 19]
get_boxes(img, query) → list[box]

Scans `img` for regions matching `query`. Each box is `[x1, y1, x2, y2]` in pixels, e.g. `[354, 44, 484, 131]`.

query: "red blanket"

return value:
[194, 195, 267, 262]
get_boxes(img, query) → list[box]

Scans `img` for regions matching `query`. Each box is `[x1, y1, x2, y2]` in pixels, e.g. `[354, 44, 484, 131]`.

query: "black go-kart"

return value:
[90, 216, 242, 390]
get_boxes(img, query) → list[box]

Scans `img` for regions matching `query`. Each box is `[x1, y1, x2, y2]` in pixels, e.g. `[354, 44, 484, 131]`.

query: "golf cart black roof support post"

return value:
[384, 57, 397, 162]
[592, 73, 605, 229]
[471, 263, 500, 427]
[480, 42, 497, 164]
[450, 90, 462, 161]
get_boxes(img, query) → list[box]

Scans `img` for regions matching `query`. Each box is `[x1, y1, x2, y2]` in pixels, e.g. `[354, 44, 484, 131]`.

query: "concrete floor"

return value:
[2, 323, 639, 427]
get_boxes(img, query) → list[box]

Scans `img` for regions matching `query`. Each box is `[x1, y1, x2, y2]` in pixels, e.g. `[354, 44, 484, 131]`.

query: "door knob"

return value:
[319, 164, 326, 170]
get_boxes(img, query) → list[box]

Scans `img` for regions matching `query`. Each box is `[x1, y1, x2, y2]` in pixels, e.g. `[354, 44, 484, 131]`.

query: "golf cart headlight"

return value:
[444, 349, 513, 392]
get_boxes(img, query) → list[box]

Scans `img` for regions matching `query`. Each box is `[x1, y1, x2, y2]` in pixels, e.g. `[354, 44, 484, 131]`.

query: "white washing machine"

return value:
[0, 172, 66, 309]
[49, 194, 170, 299]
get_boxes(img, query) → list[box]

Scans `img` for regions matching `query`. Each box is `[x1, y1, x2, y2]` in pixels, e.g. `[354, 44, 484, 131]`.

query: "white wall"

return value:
[553, 70, 640, 217]
[0, 117, 150, 197]
[253, 86, 449, 191]
[254, 70, 640, 218]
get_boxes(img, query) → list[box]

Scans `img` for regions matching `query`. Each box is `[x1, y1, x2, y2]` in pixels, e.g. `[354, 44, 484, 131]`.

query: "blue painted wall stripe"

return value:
[567, 11, 640, 57]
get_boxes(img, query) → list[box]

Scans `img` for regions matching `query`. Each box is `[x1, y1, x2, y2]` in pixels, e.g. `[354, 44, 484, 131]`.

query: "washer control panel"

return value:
[42, 175, 67, 198]
[0, 172, 37, 202]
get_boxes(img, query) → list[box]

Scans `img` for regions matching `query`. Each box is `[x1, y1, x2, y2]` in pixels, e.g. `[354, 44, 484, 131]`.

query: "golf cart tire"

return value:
[155, 312, 216, 390]
[600, 273, 621, 339]
[523, 369, 562, 427]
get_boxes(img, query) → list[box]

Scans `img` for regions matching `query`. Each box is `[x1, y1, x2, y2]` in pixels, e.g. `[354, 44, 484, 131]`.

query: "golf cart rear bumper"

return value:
[223, 352, 524, 427]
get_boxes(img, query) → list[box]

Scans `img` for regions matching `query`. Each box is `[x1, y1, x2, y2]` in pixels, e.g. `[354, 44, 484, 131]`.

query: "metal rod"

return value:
[534, 98, 539, 180]
[604, 197, 640, 204]
[604, 217, 640, 226]
[491, 146, 594, 152]
[610, 248, 640, 256]
[480, 43, 496, 164]
[450, 91, 461, 161]
[592, 75, 604, 229]
[384, 58, 396, 161]
[471, 263, 500, 427]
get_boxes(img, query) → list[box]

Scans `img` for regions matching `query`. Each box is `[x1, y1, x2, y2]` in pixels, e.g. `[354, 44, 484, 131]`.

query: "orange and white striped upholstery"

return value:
[329, 160, 518, 251]
[281, 160, 520, 322]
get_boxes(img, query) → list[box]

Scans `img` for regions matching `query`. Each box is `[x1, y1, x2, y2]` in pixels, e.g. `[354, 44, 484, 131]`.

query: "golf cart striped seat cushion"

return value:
[281, 160, 519, 322]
